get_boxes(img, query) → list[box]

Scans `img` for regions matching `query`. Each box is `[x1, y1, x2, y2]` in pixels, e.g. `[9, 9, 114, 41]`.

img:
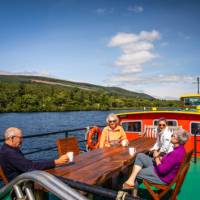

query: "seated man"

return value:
[122, 128, 189, 197]
[99, 113, 128, 148]
[0, 127, 69, 181]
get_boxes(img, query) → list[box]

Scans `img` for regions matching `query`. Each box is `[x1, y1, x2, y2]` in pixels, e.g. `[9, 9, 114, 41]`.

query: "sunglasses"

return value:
[171, 134, 177, 138]
[109, 120, 117, 123]
[158, 124, 166, 127]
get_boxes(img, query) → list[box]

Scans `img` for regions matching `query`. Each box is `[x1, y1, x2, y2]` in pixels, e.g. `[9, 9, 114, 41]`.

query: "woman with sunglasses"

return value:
[99, 113, 128, 148]
[150, 118, 173, 155]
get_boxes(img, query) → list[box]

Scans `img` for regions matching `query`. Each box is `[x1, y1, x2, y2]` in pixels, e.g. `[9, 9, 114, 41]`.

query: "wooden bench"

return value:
[143, 149, 193, 200]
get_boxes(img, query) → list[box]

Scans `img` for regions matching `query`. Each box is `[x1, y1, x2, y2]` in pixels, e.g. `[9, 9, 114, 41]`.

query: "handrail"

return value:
[194, 129, 200, 163]
[0, 125, 104, 142]
[58, 176, 144, 200]
[0, 125, 105, 156]
[0, 170, 87, 200]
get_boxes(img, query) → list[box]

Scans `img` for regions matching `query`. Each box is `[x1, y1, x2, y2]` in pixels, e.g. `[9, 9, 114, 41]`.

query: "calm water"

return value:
[0, 111, 125, 160]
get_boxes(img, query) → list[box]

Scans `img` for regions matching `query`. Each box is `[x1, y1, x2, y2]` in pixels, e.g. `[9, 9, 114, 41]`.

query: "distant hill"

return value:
[0, 75, 153, 99]
[0, 75, 180, 112]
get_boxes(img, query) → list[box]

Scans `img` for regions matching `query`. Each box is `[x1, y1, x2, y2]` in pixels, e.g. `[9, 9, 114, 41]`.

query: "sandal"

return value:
[122, 182, 135, 190]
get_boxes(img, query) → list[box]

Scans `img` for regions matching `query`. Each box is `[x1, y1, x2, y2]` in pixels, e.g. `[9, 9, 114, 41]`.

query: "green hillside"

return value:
[0, 75, 152, 98]
[0, 75, 180, 112]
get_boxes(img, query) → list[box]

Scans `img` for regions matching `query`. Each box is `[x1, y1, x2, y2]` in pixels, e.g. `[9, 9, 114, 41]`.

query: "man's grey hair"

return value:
[174, 128, 190, 145]
[4, 127, 21, 139]
[106, 113, 119, 124]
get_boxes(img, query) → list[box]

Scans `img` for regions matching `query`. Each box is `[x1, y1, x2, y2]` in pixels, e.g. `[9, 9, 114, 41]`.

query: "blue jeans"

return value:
[134, 153, 166, 188]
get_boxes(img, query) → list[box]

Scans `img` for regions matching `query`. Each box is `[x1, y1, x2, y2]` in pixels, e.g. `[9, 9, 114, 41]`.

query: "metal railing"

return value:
[0, 171, 87, 200]
[194, 129, 200, 163]
[0, 125, 104, 156]
[0, 170, 144, 200]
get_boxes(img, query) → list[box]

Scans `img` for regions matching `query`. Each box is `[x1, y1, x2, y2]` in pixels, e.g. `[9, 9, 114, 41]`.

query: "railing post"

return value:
[85, 126, 90, 151]
[65, 131, 68, 138]
[194, 131, 197, 163]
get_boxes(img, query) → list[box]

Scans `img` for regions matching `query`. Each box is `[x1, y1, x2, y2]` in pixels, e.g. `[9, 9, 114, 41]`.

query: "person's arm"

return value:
[54, 154, 69, 166]
[120, 126, 128, 140]
[153, 150, 162, 165]
[154, 156, 162, 165]
[154, 152, 179, 175]
[99, 127, 107, 148]
[7, 151, 55, 173]
[150, 136, 160, 151]
[7, 150, 68, 172]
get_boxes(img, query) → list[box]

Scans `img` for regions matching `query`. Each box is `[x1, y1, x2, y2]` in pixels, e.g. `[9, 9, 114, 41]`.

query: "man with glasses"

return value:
[0, 127, 69, 181]
[99, 113, 128, 148]
[150, 118, 173, 155]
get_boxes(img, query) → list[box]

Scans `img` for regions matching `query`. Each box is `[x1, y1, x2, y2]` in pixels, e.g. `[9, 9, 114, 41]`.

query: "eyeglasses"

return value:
[158, 124, 166, 127]
[109, 120, 117, 123]
[13, 136, 23, 139]
[171, 134, 176, 137]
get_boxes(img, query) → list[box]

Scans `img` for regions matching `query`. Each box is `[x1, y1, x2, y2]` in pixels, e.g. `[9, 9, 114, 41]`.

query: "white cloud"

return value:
[0, 70, 54, 78]
[177, 32, 191, 40]
[146, 83, 195, 99]
[105, 74, 195, 99]
[116, 51, 157, 66]
[107, 74, 194, 85]
[122, 42, 154, 53]
[108, 30, 160, 47]
[0, 70, 12, 75]
[95, 8, 114, 15]
[108, 32, 138, 46]
[160, 42, 169, 47]
[95, 8, 106, 15]
[108, 30, 160, 74]
[107, 30, 196, 99]
[128, 5, 144, 13]
[139, 30, 160, 41]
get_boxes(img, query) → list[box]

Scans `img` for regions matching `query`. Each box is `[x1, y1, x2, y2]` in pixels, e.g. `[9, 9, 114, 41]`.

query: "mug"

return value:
[66, 152, 74, 162]
[129, 147, 136, 156]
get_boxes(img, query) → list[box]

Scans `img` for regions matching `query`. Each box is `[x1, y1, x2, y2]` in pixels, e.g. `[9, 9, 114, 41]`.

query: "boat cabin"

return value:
[117, 94, 200, 156]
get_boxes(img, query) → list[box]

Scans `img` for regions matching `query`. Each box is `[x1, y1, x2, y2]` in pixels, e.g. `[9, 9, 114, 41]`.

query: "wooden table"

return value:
[47, 137, 156, 185]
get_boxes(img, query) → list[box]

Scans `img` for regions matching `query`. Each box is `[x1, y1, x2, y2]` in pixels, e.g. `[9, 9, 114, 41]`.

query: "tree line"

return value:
[0, 82, 181, 112]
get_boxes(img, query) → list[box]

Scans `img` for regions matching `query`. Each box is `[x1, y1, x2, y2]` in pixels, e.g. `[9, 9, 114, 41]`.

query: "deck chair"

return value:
[142, 149, 193, 200]
[0, 165, 9, 185]
[143, 125, 157, 138]
[56, 137, 80, 157]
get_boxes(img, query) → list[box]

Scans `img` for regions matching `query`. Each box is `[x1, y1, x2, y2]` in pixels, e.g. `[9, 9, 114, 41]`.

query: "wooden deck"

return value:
[47, 137, 156, 185]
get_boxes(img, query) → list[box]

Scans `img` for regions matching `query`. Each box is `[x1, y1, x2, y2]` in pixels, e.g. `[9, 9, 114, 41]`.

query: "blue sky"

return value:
[0, 0, 200, 99]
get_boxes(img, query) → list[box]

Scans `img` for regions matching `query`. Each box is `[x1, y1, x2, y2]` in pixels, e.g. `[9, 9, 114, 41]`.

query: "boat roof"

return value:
[117, 110, 200, 116]
[180, 94, 200, 99]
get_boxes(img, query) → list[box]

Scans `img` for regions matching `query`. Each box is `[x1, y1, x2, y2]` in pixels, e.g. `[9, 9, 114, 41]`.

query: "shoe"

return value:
[122, 182, 135, 190]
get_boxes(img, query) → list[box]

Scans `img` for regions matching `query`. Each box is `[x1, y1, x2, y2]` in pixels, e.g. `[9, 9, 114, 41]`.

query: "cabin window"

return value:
[190, 122, 200, 135]
[184, 97, 200, 106]
[153, 119, 177, 126]
[121, 121, 142, 132]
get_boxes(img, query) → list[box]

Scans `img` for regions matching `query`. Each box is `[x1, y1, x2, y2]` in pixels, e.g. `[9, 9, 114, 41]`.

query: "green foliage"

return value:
[0, 75, 181, 112]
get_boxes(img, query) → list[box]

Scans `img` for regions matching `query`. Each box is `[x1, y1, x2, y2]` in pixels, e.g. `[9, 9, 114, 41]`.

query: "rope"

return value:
[116, 191, 128, 200]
